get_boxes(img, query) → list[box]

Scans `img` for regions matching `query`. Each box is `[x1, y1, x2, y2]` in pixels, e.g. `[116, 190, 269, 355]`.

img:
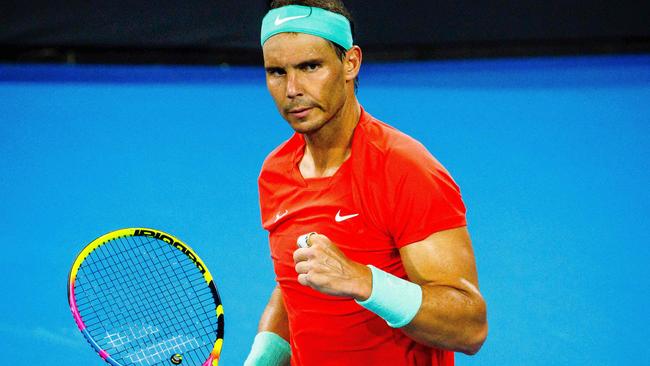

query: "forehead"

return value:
[262, 33, 337, 65]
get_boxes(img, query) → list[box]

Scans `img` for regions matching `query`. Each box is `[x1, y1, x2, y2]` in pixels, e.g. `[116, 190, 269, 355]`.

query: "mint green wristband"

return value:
[243, 331, 291, 366]
[355, 265, 423, 328]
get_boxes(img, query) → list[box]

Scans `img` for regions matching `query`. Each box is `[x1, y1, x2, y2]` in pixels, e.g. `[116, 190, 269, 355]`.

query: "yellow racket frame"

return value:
[68, 227, 224, 366]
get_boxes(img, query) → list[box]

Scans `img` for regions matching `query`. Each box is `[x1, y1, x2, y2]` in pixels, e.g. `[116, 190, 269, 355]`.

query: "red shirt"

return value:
[258, 108, 466, 366]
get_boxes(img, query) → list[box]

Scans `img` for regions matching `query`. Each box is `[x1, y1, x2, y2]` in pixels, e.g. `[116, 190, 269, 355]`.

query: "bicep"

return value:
[399, 226, 480, 293]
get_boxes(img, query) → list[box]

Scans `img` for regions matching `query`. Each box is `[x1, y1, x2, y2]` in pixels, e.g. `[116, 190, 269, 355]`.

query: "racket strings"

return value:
[78, 236, 211, 366]
[120, 235, 212, 365]
[74, 235, 219, 366]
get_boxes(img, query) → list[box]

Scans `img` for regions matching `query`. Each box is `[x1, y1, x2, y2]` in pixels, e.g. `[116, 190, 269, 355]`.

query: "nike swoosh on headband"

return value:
[274, 14, 309, 26]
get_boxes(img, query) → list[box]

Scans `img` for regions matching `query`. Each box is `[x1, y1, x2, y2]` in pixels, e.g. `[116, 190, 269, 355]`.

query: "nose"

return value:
[285, 71, 302, 99]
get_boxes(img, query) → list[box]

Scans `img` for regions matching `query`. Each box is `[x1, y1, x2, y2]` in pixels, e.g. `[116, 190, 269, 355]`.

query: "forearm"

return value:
[257, 286, 290, 340]
[402, 283, 487, 355]
[294, 230, 487, 354]
[353, 266, 487, 354]
[245, 286, 291, 366]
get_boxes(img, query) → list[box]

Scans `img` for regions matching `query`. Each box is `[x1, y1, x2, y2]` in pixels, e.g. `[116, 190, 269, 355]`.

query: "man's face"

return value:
[263, 33, 348, 134]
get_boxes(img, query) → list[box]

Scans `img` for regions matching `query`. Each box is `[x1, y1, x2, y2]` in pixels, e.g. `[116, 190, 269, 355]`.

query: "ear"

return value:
[344, 46, 362, 81]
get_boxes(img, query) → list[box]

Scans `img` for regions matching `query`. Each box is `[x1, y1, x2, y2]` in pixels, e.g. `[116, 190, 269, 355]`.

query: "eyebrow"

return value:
[264, 58, 325, 72]
[264, 66, 284, 73]
[294, 58, 324, 68]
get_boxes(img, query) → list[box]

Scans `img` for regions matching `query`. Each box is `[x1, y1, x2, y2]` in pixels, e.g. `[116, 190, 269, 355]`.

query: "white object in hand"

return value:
[296, 232, 317, 248]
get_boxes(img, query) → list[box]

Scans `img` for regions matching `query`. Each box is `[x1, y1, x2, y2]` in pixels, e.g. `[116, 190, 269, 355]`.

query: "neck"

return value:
[300, 99, 361, 178]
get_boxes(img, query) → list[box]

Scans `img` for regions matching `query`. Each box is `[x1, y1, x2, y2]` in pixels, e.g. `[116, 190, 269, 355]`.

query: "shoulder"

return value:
[353, 112, 466, 244]
[358, 112, 444, 174]
[356, 111, 461, 201]
[259, 133, 301, 177]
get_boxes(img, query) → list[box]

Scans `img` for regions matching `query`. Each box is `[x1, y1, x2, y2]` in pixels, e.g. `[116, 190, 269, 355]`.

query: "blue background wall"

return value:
[1, 55, 649, 365]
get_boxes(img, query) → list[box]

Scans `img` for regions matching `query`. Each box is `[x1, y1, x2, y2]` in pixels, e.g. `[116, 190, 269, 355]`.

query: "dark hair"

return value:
[269, 0, 358, 90]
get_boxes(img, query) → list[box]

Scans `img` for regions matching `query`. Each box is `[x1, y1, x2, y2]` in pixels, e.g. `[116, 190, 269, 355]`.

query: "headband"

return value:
[261, 5, 353, 50]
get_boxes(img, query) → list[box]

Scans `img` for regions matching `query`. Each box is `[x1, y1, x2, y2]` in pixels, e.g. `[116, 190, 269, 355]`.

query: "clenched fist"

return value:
[293, 233, 372, 300]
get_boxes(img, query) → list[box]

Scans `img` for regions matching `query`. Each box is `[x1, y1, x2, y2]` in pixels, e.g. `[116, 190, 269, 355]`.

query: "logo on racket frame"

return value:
[134, 229, 206, 274]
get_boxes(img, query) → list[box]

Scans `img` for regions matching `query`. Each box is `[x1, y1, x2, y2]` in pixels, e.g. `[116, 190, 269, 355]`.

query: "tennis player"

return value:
[246, 1, 487, 365]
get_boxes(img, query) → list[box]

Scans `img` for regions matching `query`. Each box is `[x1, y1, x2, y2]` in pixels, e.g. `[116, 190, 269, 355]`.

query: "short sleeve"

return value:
[385, 145, 467, 248]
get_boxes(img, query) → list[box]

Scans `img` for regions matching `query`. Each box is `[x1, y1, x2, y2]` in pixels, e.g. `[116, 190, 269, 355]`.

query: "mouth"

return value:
[287, 107, 313, 119]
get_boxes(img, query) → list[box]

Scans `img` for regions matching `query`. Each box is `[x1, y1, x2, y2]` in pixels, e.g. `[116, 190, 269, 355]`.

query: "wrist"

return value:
[351, 263, 372, 301]
[244, 331, 291, 366]
[355, 265, 422, 328]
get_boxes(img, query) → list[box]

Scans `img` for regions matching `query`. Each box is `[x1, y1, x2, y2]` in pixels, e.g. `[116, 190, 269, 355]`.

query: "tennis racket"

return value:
[68, 228, 224, 366]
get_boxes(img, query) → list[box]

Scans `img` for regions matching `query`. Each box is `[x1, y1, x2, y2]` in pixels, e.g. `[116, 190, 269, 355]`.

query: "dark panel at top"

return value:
[345, 0, 650, 45]
[1, 0, 649, 63]
[1, 0, 266, 48]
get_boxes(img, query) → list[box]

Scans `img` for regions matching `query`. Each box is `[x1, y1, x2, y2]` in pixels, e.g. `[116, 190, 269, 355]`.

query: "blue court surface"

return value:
[1, 54, 649, 365]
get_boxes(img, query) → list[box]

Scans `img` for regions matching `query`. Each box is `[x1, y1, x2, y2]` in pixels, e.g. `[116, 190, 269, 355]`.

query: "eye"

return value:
[266, 68, 285, 77]
[303, 63, 320, 72]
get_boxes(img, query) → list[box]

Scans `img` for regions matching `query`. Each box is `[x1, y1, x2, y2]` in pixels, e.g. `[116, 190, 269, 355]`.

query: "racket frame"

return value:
[67, 228, 224, 366]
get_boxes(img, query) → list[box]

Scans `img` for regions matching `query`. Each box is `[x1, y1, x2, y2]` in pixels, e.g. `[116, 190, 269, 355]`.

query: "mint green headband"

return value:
[261, 5, 353, 50]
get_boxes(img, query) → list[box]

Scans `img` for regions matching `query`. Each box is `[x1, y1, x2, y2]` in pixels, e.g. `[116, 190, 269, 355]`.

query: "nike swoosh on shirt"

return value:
[335, 210, 359, 222]
[274, 14, 309, 26]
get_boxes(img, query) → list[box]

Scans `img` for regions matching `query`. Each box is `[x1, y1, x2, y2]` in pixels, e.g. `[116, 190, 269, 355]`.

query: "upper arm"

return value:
[399, 226, 481, 296]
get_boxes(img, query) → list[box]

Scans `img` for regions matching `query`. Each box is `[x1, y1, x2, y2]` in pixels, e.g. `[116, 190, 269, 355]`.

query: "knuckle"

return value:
[293, 248, 307, 263]
[296, 262, 308, 274]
